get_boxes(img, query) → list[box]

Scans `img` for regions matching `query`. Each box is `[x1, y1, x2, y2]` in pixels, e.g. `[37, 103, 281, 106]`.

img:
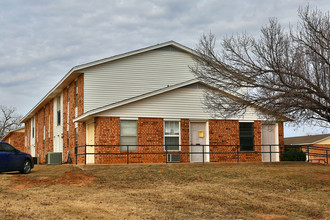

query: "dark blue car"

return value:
[0, 142, 34, 174]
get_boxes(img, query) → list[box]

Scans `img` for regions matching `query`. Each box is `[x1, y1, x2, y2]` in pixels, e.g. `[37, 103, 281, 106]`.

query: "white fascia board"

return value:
[73, 79, 199, 122]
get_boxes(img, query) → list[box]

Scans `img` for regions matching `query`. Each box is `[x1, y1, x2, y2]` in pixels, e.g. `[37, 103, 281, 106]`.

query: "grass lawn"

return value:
[0, 162, 329, 219]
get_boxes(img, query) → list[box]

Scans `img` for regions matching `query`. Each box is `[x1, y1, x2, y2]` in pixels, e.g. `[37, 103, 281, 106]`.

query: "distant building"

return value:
[1, 128, 25, 152]
[284, 134, 330, 163]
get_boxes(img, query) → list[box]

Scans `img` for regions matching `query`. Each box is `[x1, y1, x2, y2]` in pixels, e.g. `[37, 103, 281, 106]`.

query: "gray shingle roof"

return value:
[284, 134, 330, 145]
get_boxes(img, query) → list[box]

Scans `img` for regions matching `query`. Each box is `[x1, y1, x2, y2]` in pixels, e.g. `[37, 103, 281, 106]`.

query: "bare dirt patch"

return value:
[8, 171, 96, 190]
[255, 213, 288, 220]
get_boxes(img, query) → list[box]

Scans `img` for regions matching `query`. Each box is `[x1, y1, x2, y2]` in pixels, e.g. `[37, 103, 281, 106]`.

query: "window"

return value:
[164, 121, 180, 151]
[239, 122, 254, 151]
[57, 96, 61, 126]
[120, 120, 138, 151]
[75, 81, 78, 107]
[32, 118, 35, 138]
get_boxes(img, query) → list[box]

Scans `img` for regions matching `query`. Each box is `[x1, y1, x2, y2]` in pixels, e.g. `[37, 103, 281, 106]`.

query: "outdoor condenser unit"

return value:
[47, 152, 62, 165]
[167, 153, 180, 163]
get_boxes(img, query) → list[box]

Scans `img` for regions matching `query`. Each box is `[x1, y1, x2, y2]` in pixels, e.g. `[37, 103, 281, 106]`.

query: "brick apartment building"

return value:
[21, 41, 285, 164]
[284, 134, 330, 163]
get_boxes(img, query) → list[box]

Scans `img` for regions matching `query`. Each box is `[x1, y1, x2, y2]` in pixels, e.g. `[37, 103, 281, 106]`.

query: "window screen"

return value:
[239, 122, 254, 151]
[120, 120, 138, 151]
[164, 121, 179, 151]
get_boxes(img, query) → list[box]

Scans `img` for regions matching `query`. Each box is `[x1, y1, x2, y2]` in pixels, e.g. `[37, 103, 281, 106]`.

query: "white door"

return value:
[261, 124, 279, 162]
[31, 144, 35, 157]
[190, 122, 207, 162]
[86, 123, 95, 164]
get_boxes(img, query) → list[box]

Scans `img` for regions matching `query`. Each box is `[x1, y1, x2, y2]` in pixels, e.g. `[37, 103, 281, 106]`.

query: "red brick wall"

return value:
[23, 74, 83, 164]
[93, 117, 165, 164]
[239, 120, 261, 162]
[3, 131, 25, 152]
[94, 117, 121, 164]
[62, 87, 69, 162]
[86, 117, 190, 164]
[278, 122, 284, 155]
[63, 74, 85, 164]
[180, 119, 190, 162]
[25, 119, 31, 153]
[135, 118, 164, 163]
[45, 103, 53, 158]
[77, 74, 86, 151]
[35, 108, 45, 162]
[68, 80, 76, 163]
[208, 120, 262, 163]
[209, 120, 239, 162]
[30, 102, 53, 163]
[309, 144, 330, 164]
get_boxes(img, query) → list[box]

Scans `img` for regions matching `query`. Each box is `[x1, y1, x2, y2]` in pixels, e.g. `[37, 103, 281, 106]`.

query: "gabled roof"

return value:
[21, 41, 199, 123]
[73, 40, 198, 70]
[284, 134, 330, 145]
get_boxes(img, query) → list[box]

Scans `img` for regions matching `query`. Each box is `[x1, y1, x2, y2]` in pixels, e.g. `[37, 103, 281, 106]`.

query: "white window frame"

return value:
[164, 119, 181, 151]
[120, 119, 138, 151]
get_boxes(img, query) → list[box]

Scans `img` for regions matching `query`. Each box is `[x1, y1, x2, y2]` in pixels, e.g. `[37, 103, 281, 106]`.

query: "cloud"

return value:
[0, 0, 329, 136]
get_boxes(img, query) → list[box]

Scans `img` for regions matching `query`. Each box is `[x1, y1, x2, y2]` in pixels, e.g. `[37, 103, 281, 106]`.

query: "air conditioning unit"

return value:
[167, 153, 180, 163]
[47, 152, 62, 165]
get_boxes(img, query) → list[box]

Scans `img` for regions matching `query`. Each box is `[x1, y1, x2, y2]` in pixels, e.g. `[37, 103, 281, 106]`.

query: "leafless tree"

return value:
[192, 5, 330, 127]
[0, 105, 23, 140]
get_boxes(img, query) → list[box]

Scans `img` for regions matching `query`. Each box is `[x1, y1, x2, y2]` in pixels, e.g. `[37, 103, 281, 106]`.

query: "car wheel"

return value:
[21, 159, 31, 174]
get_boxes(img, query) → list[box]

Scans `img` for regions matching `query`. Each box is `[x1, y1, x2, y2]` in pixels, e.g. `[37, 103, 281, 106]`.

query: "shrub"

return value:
[281, 147, 307, 161]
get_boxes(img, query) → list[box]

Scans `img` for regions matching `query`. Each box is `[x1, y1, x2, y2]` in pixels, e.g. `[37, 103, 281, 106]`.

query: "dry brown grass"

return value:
[0, 162, 329, 219]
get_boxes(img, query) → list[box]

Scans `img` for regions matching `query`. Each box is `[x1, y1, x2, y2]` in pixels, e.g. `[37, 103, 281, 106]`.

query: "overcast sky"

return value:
[0, 0, 329, 137]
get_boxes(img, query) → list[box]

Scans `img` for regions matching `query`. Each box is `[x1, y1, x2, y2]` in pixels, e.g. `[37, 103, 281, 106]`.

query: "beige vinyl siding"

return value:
[95, 86, 263, 120]
[83, 47, 196, 112]
[316, 138, 330, 144]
